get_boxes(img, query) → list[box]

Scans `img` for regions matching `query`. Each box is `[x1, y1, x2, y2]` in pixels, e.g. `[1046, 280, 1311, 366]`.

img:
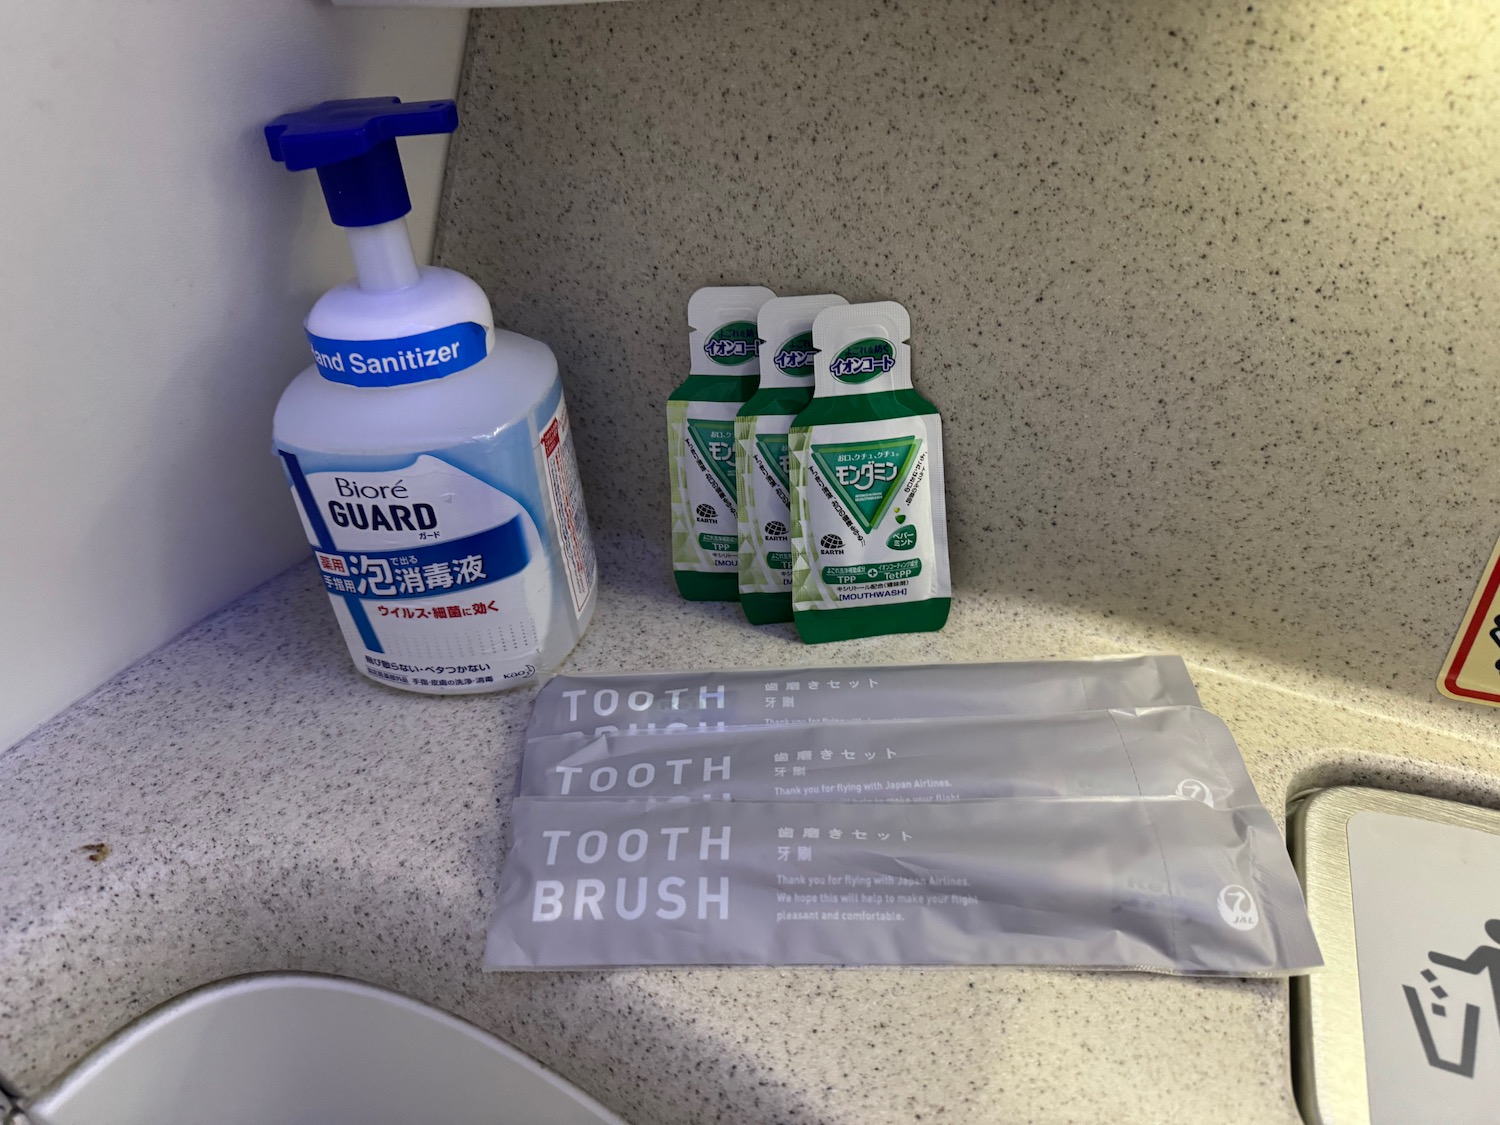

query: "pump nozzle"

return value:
[265, 97, 458, 228]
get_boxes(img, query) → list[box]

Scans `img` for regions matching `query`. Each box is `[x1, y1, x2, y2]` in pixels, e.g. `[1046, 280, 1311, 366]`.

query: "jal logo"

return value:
[1216, 884, 1260, 930]
[773, 331, 816, 377]
[829, 337, 896, 383]
[703, 320, 761, 366]
[1176, 778, 1215, 807]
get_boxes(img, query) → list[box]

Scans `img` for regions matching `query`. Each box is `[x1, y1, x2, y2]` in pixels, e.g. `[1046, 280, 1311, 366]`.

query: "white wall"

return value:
[0, 1, 469, 750]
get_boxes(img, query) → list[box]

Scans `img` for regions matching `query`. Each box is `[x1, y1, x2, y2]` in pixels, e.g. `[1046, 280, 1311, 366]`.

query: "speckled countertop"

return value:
[4, 535, 1500, 1124]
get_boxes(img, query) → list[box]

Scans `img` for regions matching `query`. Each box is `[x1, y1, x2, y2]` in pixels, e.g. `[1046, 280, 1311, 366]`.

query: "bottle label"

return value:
[669, 400, 741, 573]
[305, 322, 488, 387]
[736, 414, 794, 594]
[280, 451, 547, 691]
[538, 399, 598, 617]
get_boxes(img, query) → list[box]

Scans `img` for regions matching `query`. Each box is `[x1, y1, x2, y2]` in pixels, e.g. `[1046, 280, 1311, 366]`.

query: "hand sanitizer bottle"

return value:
[265, 98, 597, 694]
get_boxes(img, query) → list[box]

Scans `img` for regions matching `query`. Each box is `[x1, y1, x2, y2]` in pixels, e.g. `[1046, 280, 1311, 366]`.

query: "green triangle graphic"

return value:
[755, 432, 791, 491]
[810, 436, 920, 535]
[687, 418, 738, 495]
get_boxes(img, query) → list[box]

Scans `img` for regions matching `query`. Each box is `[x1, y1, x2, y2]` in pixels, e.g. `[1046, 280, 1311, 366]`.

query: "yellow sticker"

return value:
[1437, 532, 1500, 706]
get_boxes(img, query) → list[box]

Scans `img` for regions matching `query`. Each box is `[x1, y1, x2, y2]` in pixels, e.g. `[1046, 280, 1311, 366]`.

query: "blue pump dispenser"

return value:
[264, 97, 458, 228]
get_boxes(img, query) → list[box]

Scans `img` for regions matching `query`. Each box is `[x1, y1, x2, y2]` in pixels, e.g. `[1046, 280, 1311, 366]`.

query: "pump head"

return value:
[265, 97, 458, 228]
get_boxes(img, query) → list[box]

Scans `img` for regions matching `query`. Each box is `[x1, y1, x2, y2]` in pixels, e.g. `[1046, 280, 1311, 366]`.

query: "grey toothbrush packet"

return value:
[526, 655, 1201, 741]
[483, 795, 1323, 975]
[518, 706, 1260, 810]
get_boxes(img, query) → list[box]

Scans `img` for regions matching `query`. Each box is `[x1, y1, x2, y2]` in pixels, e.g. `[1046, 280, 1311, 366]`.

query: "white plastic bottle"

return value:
[265, 97, 597, 694]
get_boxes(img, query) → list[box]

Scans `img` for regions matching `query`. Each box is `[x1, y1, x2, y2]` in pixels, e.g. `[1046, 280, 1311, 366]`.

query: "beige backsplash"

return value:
[436, 0, 1500, 722]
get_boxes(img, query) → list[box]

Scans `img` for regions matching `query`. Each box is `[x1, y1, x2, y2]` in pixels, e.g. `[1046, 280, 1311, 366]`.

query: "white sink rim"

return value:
[32, 970, 626, 1125]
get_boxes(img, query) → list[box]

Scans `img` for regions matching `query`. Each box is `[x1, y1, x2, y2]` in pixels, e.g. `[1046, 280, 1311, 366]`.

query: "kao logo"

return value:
[1216, 884, 1260, 930]
[1175, 778, 1215, 807]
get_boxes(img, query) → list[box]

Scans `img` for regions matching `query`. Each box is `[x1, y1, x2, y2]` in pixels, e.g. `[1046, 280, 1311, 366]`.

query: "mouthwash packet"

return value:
[736, 295, 848, 624]
[668, 286, 775, 601]
[790, 301, 949, 642]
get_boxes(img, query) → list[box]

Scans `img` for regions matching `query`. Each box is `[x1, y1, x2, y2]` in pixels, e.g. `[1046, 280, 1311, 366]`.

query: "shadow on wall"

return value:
[436, 0, 1500, 703]
[0, 0, 465, 752]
